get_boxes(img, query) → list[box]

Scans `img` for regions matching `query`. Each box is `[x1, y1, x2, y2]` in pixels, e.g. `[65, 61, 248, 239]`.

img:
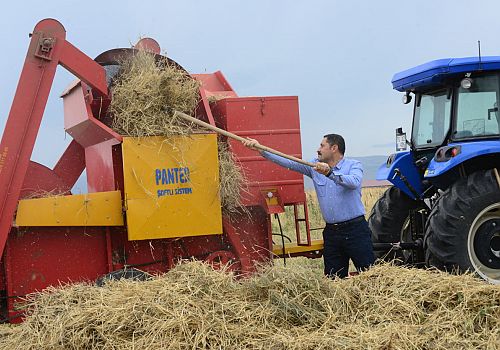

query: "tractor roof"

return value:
[392, 56, 500, 92]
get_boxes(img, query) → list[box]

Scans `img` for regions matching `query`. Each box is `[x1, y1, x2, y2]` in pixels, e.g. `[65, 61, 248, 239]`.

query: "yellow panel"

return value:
[16, 191, 124, 227]
[122, 134, 222, 240]
[273, 239, 324, 255]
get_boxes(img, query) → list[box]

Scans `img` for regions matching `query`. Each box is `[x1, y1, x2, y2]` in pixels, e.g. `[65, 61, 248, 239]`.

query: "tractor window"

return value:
[454, 75, 500, 139]
[412, 90, 451, 148]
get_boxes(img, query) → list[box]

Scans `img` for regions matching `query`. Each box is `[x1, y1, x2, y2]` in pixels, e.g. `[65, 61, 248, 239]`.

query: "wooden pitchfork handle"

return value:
[173, 110, 316, 167]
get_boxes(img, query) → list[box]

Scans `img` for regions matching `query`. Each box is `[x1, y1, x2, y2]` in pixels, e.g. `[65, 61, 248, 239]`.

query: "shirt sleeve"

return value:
[261, 151, 313, 178]
[327, 160, 363, 189]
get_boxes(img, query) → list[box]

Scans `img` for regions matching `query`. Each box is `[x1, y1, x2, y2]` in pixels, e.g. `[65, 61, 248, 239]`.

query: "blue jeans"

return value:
[322, 217, 375, 278]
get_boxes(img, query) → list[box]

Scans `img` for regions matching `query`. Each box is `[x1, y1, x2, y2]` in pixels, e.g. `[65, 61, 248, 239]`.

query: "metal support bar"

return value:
[53, 139, 86, 190]
[59, 40, 108, 96]
[0, 19, 109, 256]
[0, 20, 66, 257]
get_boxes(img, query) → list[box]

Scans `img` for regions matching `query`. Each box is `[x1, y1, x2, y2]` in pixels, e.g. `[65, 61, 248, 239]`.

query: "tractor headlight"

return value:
[402, 92, 412, 104]
[461, 78, 473, 89]
[435, 145, 462, 162]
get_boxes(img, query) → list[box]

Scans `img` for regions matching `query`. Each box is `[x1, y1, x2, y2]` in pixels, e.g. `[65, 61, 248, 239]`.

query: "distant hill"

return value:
[356, 155, 389, 180]
[304, 155, 388, 189]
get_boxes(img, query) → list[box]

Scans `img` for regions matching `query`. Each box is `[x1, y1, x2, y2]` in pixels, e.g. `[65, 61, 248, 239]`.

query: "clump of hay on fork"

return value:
[109, 50, 200, 137]
[109, 51, 248, 215]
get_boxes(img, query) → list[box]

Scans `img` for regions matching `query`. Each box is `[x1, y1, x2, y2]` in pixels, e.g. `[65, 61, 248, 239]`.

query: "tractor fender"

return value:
[376, 151, 422, 199]
[425, 140, 500, 178]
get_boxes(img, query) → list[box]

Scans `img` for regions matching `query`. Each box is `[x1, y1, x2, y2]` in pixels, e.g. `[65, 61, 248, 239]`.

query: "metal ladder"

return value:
[293, 202, 312, 246]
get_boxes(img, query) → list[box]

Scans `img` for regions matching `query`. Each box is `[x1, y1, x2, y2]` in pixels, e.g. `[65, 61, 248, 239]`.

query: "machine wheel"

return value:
[95, 268, 151, 287]
[205, 250, 242, 274]
[425, 170, 500, 284]
[368, 186, 421, 260]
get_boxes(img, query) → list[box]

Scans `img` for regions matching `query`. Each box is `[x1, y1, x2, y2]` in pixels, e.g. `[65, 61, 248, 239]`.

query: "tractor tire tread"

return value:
[424, 169, 500, 273]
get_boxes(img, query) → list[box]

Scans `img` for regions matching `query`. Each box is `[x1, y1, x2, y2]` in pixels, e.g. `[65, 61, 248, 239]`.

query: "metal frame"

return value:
[0, 19, 108, 257]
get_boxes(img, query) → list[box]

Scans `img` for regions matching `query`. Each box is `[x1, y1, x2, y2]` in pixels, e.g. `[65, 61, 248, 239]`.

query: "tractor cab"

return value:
[370, 56, 500, 284]
[408, 68, 500, 148]
[376, 57, 500, 198]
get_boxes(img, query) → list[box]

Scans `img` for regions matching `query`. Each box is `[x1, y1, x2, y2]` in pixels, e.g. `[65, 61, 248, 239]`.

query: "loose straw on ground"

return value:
[0, 262, 498, 350]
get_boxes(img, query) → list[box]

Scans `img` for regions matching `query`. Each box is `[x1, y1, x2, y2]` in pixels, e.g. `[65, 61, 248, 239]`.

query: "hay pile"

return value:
[109, 51, 247, 212]
[217, 139, 248, 215]
[1, 263, 498, 349]
[109, 51, 200, 137]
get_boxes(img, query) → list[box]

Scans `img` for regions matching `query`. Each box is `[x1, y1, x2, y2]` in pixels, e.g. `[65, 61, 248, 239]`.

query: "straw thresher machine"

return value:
[0, 19, 322, 321]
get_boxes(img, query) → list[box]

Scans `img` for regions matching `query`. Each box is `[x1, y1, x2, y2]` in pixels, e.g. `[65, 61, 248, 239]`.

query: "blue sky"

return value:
[1, 1, 499, 170]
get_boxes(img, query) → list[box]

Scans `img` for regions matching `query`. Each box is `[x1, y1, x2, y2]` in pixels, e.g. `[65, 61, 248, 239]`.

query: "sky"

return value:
[1, 1, 499, 170]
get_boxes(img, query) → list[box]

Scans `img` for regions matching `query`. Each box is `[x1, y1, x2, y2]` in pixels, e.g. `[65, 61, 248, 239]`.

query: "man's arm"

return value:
[242, 138, 313, 177]
[261, 151, 313, 177]
[327, 161, 363, 189]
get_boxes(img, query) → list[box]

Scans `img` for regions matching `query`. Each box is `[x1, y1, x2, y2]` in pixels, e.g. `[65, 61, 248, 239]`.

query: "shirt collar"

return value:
[333, 157, 345, 170]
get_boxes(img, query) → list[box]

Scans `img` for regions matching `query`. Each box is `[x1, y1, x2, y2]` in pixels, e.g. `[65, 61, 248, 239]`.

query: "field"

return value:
[271, 186, 387, 241]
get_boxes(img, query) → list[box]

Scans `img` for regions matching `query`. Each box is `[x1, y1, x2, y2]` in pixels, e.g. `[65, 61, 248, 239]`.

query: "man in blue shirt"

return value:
[243, 134, 375, 278]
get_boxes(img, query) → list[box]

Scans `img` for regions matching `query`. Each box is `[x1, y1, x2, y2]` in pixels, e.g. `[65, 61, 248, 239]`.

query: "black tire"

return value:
[368, 186, 421, 260]
[425, 169, 500, 284]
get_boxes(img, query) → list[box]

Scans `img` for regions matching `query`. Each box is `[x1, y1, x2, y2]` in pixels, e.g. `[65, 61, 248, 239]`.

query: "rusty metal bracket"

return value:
[34, 34, 56, 61]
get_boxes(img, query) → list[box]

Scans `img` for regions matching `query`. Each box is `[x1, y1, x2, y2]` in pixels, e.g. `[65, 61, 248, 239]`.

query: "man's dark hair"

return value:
[323, 134, 345, 155]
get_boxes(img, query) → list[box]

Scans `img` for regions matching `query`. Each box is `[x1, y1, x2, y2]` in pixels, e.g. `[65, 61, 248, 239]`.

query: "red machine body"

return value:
[0, 19, 316, 322]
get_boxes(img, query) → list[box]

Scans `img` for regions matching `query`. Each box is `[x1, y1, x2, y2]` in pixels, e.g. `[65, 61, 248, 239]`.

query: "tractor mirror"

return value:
[396, 127, 407, 151]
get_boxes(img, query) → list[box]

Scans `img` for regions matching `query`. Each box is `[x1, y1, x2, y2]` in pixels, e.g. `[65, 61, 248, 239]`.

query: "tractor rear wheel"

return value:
[368, 186, 421, 261]
[424, 169, 500, 284]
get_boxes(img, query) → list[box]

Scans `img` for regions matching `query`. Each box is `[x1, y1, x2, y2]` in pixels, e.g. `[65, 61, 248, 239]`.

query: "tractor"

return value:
[369, 56, 500, 284]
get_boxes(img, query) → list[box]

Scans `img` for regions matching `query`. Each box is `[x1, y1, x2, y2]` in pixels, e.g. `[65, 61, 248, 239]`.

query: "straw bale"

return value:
[1, 262, 498, 350]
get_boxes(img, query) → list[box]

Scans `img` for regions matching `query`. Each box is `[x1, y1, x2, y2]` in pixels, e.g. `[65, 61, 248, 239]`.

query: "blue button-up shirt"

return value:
[262, 151, 365, 224]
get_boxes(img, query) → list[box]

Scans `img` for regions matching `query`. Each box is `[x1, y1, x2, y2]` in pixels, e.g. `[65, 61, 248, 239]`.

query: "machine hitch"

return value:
[372, 239, 422, 251]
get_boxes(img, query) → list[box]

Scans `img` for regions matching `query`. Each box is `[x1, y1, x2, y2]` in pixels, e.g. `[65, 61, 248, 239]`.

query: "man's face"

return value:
[317, 137, 336, 162]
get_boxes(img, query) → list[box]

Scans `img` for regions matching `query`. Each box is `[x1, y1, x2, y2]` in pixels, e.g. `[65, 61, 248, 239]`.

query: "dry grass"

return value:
[20, 188, 69, 200]
[109, 51, 247, 213]
[217, 139, 248, 215]
[362, 186, 388, 214]
[271, 186, 388, 241]
[0, 261, 498, 349]
[2, 185, 498, 349]
[109, 51, 200, 137]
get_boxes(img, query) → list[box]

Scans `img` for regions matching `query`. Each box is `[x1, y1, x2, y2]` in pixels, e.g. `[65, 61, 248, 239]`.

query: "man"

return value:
[243, 134, 375, 278]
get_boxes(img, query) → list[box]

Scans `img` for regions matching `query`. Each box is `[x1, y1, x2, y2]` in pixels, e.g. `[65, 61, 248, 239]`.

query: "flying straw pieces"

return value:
[0, 262, 498, 349]
[109, 51, 247, 213]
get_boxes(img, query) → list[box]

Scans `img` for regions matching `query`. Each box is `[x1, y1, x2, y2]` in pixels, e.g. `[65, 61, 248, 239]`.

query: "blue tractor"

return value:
[369, 56, 500, 284]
